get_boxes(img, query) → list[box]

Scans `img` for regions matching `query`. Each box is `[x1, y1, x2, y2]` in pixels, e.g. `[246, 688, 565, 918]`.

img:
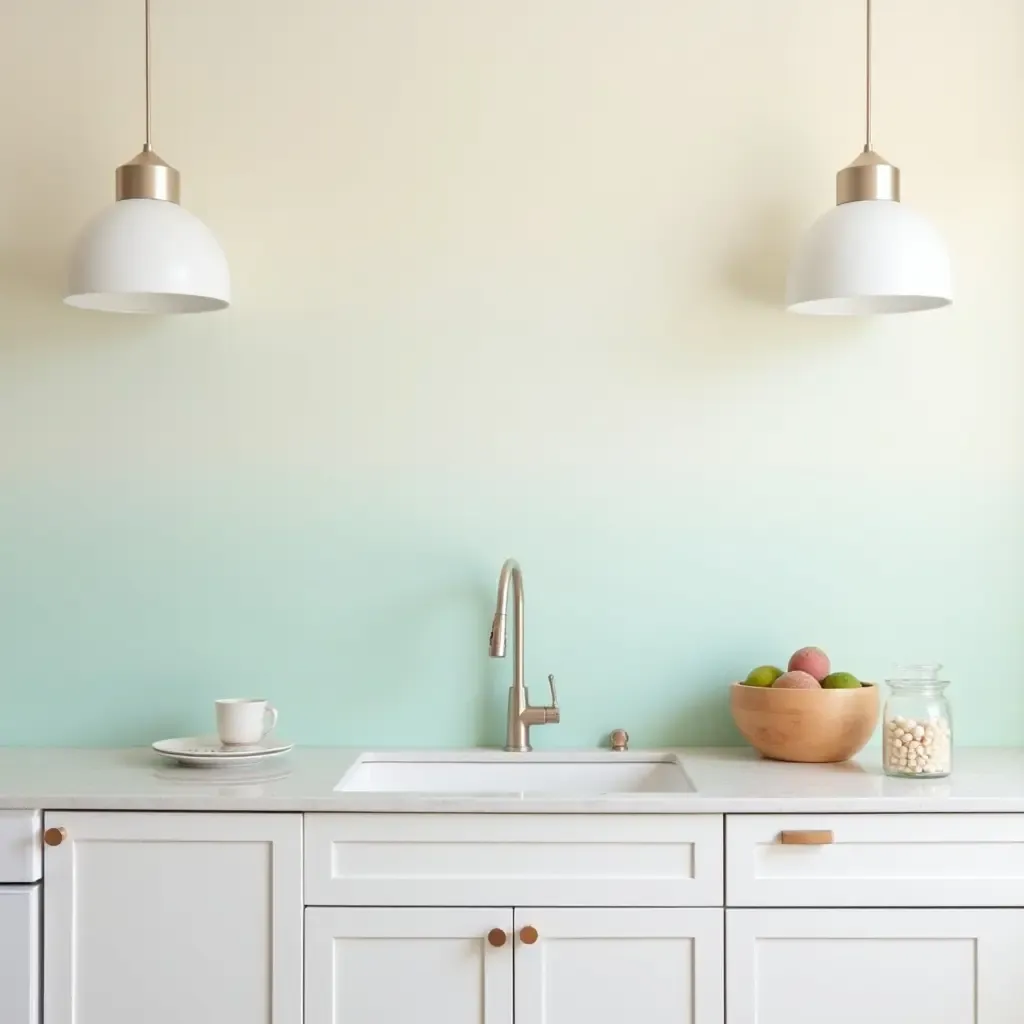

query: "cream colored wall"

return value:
[0, 1, 1022, 746]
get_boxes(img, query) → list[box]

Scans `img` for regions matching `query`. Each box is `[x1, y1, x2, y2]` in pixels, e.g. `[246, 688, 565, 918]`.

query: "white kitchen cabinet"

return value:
[727, 908, 1024, 1024]
[43, 811, 302, 1024]
[514, 907, 723, 1024]
[305, 907, 513, 1024]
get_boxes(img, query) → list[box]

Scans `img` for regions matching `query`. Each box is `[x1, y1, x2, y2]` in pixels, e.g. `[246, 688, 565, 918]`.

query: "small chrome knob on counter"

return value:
[609, 729, 629, 752]
[519, 925, 539, 945]
[487, 928, 507, 947]
[43, 826, 67, 847]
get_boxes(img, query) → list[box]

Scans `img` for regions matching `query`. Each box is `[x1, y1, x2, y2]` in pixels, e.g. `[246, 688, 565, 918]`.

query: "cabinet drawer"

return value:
[305, 813, 723, 907]
[727, 813, 1024, 907]
[0, 812, 40, 883]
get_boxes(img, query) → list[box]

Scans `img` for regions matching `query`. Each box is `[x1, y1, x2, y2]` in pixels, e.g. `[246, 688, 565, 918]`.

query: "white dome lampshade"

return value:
[66, 197, 229, 314]
[786, 0, 951, 316]
[64, 0, 229, 315]
[786, 196, 951, 316]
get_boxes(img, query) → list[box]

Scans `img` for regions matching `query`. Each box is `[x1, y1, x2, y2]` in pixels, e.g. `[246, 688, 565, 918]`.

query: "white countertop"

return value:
[1, 746, 1024, 812]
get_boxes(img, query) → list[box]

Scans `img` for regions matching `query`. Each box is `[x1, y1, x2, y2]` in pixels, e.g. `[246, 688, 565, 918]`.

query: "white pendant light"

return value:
[65, 0, 229, 314]
[786, 0, 951, 315]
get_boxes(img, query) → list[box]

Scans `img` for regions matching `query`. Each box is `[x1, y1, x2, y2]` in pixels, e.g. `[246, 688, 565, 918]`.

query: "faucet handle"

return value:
[547, 674, 559, 709]
[540, 674, 561, 725]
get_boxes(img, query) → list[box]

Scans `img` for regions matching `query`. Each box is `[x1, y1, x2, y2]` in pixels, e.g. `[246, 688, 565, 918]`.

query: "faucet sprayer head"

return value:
[489, 612, 507, 657]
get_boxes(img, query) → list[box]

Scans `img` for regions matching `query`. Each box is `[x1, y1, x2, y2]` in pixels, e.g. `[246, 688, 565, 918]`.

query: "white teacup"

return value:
[215, 698, 278, 746]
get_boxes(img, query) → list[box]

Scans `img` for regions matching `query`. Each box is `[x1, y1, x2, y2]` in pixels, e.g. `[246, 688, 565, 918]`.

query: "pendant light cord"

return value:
[864, 0, 872, 152]
[144, 0, 152, 151]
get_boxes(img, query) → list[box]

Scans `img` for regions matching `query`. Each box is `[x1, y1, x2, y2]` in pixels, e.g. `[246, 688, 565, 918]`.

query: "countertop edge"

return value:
[5, 797, 1024, 813]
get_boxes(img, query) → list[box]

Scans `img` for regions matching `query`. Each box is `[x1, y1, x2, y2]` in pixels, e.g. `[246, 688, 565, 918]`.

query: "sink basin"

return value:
[336, 753, 694, 795]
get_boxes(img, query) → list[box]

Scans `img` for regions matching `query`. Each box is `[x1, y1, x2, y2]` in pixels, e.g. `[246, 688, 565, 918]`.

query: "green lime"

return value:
[822, 671, 861, 689]
[744, 665, 784, 687]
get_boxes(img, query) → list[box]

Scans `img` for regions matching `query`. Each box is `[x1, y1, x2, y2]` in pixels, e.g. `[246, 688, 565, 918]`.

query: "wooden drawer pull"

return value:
[520, 925, 539, 944]
[779, 829, 834, 845]
[43, 826, 67, 847]
[487, 928, 507, 947]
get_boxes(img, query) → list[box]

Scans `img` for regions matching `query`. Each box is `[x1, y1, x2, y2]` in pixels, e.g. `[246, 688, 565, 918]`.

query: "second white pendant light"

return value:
[65, 0, 229, 314]
[786, 0, 951, 315]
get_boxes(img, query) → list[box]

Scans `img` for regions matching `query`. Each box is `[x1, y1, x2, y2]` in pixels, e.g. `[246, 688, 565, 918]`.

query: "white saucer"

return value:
[152, 736, 294, 768]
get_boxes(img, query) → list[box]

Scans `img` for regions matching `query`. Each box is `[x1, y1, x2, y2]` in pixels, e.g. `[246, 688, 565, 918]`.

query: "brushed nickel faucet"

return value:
[488, 558, 559, 752]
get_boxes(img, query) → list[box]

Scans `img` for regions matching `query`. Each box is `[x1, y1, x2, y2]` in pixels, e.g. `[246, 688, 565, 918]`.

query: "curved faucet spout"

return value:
[488, 558, 522, 661]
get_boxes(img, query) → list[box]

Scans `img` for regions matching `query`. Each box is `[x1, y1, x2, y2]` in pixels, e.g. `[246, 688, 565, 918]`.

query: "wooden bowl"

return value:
[729, 681, 879, 763]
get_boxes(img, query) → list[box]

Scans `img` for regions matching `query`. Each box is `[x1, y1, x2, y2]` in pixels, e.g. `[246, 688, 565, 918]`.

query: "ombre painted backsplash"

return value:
[2, 0, 1023, 746]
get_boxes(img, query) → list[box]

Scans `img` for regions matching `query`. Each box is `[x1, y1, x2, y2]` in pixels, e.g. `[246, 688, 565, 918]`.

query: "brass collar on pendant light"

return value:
[785, 0, 951, 315]
[837, 150, 899, 205]
[117, 152, 181, 205]
[65, 0, 230, 314]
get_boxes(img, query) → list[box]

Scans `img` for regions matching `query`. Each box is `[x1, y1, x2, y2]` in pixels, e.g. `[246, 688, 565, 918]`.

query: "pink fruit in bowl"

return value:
[772, 669, 821, 689]
[788, 646, 830, 682]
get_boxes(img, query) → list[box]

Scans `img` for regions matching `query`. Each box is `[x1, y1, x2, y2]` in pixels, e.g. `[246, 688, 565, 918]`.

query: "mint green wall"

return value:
[2, 471, 1021, 747]
[2, 1, 1022, 747]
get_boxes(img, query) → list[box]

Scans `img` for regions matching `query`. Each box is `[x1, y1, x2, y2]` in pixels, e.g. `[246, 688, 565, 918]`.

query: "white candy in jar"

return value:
[883, 716, 951, 775]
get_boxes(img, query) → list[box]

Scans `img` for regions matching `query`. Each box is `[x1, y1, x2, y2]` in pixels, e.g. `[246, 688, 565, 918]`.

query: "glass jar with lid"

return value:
[882, 664, 952, 778]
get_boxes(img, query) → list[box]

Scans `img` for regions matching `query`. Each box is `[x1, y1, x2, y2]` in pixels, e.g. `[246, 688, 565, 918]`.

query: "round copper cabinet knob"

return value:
[519, 925, 539, 945]
[487, 928, 507, 948]
[43, 827, 67, 847]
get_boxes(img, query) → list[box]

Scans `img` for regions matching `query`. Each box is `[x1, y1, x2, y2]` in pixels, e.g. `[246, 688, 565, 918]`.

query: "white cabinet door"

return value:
[0, 885, 39, 1024]
[44, 811, 302, 1024]
[514, 908, 723, 1024]
[305, 907, 513, 1024]
[727, 908, 1024, 1024]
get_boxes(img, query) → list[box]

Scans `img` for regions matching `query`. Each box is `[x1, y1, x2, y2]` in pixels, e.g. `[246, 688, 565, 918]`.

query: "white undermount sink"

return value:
[335, 752, 694, 795]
